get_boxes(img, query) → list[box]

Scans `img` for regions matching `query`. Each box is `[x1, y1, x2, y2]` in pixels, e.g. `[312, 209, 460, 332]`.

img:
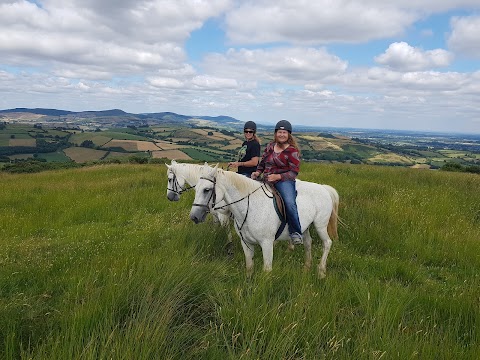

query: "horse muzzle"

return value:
[190, 207, 208, 224]
[167, 191, 180, 201]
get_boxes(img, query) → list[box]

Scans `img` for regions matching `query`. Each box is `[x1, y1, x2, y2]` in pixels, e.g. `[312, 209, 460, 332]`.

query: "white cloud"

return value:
[202, 47, 347, 85]
[147, 77, 185, 89]
[0, 1, 480, 133]
[374, 42, 454, 71]
[448, 15, 480, 58]
[0, 0, 230, 76]
[225, 0, 415, 45]
[191, 75, 238, 89]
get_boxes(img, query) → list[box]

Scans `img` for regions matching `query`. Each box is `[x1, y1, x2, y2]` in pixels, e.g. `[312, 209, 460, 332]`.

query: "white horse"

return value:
[165, 160, 234, 244]
[189, 164, 339, 278]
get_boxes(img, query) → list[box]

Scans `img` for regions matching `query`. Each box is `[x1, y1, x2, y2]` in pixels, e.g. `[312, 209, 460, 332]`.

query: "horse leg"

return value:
[303, 229, 312, 271]
[240, 239, 255, 276]
[260, 241, 274, 272]
[315, 226, 333, 279]
[216, 212, 234, 257]
[287, 239, 295, 251]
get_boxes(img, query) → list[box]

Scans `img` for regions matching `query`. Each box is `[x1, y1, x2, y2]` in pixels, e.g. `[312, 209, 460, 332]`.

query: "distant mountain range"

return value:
[0, 107, 242, 128]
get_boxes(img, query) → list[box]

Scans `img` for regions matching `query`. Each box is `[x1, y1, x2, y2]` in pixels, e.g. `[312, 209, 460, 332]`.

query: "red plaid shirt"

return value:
[256, 142, 300, 181]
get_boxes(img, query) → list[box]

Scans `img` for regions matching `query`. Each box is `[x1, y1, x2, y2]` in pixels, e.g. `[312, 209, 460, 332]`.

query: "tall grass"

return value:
[0, 163, 479, 359]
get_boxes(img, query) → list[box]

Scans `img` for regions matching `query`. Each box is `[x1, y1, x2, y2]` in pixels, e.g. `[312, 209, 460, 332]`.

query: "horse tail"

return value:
[323, 185, 339, 240]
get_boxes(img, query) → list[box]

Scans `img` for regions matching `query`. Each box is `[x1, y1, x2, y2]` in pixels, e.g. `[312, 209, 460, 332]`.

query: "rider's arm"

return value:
[256, 142, 273, 174]
[241, 156, 259, 167]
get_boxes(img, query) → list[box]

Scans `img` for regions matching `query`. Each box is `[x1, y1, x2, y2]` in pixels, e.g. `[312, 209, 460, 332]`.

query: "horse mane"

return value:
[218, 169, 263, 195]
[173, 163, 203, 184]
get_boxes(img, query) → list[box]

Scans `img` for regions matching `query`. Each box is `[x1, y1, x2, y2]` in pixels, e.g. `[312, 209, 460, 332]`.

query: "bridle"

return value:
[192, 176, 217, 210]
[192, 174, 271, 230]
[167, 170, 195, 195]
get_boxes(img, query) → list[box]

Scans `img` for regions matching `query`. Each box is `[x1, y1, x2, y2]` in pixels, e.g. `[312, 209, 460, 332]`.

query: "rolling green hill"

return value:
[0, 163, 479, 359]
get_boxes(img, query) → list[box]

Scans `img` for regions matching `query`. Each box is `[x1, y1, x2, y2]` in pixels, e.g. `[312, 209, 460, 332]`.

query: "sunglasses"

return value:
[244, 130, 254, 134]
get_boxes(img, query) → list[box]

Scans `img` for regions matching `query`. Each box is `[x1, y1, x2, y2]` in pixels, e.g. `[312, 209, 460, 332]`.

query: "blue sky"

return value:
[0, 0, 479, 133]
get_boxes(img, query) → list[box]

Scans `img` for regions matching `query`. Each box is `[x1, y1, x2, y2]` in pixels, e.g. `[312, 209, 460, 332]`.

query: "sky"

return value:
[1, 1, 480, 134]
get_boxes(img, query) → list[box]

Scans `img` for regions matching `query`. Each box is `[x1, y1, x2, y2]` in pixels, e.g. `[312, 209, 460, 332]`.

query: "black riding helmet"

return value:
[275, 120, 292, 133]
[244, 121, 257, 133]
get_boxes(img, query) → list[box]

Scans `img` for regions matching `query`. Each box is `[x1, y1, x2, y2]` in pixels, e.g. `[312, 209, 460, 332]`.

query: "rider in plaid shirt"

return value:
[255, 142, 300, 181]
[252, 120, 303, 245]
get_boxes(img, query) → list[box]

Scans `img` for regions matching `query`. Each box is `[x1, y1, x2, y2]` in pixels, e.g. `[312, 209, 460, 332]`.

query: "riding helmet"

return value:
[275, 120, 292, 133]
[244, 121, 257, 132]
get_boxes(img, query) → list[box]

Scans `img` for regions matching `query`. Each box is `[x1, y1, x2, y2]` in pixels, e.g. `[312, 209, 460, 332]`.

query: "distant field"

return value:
[8, 153, 33, 160]
[99, 131, 150, 141]
[70, 133, 112, 146]
[368, 153, 413, 165]
[9, 138, 36, 147]
[151, 149, 192, 160]
[64, 147, 108, 163]
[0, 133, 32, 141]
[190, 129, 224, 140]
[439, 150, 472, 158]
[103, 151, 133, 160]
[172, 129, 203, 139]
[190, 129, 236, 141]
[103, 139, 160, 152]
[45, 129, 70, 137]
[309, 140, 342, 151]
[222, 139, 243, 150]
[181, 148, 220, 161]
[38, 151, 72, 162]
[155, 141, 188, 150]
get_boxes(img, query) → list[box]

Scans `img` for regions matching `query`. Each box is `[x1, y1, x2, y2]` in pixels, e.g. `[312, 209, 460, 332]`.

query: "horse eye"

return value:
[204, 188, 211, 193]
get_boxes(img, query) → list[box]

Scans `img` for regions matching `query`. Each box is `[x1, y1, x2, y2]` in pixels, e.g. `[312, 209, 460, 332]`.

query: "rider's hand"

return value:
[251, 171, 260, 180]
[266, 174, 282, 183]
[228, 162, 238, 168]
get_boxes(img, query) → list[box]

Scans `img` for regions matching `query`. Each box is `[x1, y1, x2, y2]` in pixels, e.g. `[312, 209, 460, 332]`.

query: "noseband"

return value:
[192, 176, 216, 211]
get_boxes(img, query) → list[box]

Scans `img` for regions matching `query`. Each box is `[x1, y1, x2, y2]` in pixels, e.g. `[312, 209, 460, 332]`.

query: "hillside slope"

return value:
[1, 163, 479, 358]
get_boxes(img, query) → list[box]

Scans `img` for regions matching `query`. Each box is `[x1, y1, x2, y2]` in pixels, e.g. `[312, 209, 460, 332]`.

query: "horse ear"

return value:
[165, 163, 171, 169]
[213, 163, 219, 170]
[171, 159, 177, 165]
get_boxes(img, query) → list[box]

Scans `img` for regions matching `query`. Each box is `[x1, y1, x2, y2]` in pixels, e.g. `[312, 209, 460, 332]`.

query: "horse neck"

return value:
[176, 164, 203, 186]
[217, 171, 262, 215]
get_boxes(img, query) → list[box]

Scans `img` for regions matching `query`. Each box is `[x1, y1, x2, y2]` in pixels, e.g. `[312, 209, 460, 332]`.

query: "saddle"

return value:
[266, 183, 287, 240]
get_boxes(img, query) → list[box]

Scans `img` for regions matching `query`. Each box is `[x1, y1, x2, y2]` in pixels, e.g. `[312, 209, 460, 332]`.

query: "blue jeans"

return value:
[274, 180, 302, 236]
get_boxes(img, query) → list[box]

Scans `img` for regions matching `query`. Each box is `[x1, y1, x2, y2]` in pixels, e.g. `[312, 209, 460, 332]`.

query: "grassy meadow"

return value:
[0, 163, 479, 359]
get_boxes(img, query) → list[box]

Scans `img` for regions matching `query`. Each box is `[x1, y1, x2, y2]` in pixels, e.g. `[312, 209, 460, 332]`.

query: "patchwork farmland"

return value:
[1, 122, 479, 172]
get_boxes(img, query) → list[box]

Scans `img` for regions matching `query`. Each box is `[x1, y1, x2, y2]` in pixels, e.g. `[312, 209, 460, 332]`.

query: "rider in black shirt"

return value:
[229, 121, 261, 177]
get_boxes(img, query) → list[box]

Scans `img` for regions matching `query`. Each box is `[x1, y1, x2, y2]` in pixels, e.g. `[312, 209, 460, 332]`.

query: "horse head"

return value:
[166, 160, 184, 201]
[189, 163, 222, 224]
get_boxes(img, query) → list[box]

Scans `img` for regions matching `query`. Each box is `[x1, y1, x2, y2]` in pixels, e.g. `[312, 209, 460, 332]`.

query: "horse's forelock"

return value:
[200, 164, 216, 178]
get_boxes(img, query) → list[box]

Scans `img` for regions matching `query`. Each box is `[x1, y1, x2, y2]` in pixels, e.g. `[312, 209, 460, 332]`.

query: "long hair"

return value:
[274, 132, 300, 155]
[252, 134, 261, 145]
